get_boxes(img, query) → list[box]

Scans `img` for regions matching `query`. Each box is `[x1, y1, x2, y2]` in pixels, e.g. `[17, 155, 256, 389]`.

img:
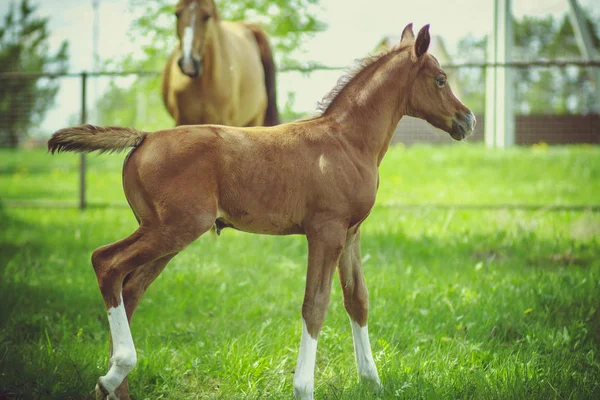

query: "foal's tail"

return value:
[48, 124, 148, 154]
[245, 23, 280, 126]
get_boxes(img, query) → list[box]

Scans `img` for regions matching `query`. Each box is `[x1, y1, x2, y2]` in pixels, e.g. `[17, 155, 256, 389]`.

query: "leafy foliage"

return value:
[126, 0, 324, 69]
[0, 0, 69, 147]
[449, 34, 487, 115]
[453, 12, 599, 115]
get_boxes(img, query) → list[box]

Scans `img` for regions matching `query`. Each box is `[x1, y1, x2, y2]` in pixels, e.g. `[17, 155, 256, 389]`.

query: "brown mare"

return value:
[49, 24, 475, 400]
[162, 0, 279, 126]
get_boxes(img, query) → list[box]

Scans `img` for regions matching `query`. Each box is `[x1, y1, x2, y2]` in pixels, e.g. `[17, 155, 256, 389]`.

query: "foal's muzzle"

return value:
[178, 56, 203, 78]
[450, 111, 476, 141]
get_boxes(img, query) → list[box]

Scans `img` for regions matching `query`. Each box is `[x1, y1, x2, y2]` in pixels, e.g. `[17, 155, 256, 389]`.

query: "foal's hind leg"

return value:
[91, 220, 210, 399]
[338, 229, 380, 386]
[122, 253, 178, 321]
[104, 253, 178, 400]
[91, 228, 172, 399]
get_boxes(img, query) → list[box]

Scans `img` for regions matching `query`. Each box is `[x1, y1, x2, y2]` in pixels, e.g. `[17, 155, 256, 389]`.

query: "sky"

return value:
[2, 0, 599, 134]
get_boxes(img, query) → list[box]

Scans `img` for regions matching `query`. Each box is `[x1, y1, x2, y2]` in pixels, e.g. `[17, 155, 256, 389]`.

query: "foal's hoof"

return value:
[373, 381, 384, 395]
[95, 381, 110, 400]
[95, 379, 131, 400]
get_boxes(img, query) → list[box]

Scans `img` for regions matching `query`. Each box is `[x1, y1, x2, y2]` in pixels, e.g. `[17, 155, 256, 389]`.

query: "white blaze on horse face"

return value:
[350, 319, 381, 385]
[181, 2, 197, 73]
[294, 319, 317, 400]
[97, 294, 137, 396]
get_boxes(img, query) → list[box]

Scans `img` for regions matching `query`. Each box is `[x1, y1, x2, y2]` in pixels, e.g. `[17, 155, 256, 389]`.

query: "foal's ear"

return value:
[413, 24, 431, 58]
[400, 23, 415, 45]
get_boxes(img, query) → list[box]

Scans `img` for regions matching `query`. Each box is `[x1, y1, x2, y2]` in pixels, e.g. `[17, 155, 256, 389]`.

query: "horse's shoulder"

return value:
[220, 21, 258, 45]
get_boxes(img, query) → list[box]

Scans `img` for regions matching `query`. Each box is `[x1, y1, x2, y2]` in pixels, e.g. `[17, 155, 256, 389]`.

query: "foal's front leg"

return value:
[338, 230, 381, 386]
[294, 222, 347, 400]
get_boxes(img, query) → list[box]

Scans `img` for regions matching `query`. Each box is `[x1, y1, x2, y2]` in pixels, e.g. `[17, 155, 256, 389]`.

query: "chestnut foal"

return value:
[48, 24, 475, 400]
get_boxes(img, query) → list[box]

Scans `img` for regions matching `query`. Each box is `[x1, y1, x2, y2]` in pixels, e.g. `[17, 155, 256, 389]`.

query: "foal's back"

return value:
[123, 122, 378, 236]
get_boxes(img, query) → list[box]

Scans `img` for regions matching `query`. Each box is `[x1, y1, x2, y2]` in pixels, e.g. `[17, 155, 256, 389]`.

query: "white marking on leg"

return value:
[350, 319, 380, 385]
[98, 294, 137, 397]
[294, 319, 317, 400]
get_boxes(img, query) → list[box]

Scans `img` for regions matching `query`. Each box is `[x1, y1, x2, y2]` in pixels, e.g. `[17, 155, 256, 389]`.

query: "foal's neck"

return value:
[323, 52, 413, 165]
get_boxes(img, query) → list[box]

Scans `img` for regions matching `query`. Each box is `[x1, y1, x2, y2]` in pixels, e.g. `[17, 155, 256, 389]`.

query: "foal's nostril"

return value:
[464, 112, 476, 129]
[457, 111, 476, 130]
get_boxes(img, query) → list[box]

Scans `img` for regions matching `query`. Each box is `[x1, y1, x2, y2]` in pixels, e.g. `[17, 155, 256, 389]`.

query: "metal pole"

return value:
[79, 72, 87, 210]
[92, 0, 100, 121]
[485, 0, 515, 148]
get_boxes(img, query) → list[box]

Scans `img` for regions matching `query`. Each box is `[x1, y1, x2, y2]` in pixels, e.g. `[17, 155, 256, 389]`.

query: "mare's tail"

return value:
[245, 23, 280, 126]
[48, 124, 148, 154]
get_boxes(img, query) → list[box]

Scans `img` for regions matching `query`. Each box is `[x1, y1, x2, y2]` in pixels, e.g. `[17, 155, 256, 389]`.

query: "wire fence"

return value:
[0, 61, 599, 208]
[1, 60, 599, 146]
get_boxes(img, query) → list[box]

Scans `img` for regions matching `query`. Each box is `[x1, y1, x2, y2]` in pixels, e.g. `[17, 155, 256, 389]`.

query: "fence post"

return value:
[485, 0, 515, 148]
[79, 72, 87, 210]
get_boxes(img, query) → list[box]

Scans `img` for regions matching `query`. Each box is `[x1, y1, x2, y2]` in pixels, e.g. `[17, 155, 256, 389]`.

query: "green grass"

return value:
[1, 144, 599, 399]
[1, 143, 599, 206]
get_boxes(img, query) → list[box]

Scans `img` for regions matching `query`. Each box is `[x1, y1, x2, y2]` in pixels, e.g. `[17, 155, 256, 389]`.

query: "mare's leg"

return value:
[338, 229, 380, 385]
[294, 220, 347, 400]
[107, 253, 178, 400]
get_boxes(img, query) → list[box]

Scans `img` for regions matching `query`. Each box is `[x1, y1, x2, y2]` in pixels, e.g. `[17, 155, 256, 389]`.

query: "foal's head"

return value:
[402, 24, 476, 141]
[174, 0, 218, 77]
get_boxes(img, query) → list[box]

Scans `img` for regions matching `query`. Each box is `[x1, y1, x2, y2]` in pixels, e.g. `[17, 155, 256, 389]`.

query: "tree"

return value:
[452, 34, 487, 115]
[127, 0, 324, 69]
[95, 0, 325, 129]
[453, 11, 599, 116]
[0, 0, 69, 147]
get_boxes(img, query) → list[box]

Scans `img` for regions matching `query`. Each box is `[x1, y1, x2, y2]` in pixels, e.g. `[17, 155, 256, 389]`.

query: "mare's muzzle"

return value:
[450, 111, 476, 141]
[178, 56, 204, 78]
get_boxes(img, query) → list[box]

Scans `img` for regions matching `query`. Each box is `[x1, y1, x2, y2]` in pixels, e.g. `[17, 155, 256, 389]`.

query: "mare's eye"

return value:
[436, 76, 446, 87]
[175, 11, 182, 19]
[202, 14, 211, 22]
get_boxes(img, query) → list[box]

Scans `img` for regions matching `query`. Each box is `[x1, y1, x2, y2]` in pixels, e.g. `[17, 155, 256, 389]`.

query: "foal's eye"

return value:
[436, 77, 446, 87]
[175, 11, 182, 19]
[202, 14, 211, 22]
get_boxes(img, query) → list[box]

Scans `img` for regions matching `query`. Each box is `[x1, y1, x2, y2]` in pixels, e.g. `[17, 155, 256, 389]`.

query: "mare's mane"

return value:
[317, 43, 412, 115]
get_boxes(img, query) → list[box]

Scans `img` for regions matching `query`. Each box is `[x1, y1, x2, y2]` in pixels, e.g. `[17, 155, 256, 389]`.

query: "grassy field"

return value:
[1, 143, 599, 399]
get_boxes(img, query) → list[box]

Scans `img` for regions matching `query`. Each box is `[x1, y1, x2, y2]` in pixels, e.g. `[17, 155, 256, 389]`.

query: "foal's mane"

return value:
[317, 43, 411, 115]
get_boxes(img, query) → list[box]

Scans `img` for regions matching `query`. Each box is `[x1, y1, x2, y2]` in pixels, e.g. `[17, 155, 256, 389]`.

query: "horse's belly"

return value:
[215, 206, 303, 236]
[177, 101, 223, 125]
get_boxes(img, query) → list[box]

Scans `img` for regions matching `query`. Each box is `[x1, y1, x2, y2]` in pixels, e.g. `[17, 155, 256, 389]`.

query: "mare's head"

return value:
[402, 24, 475, 140]
[174, 0, 218, 78]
